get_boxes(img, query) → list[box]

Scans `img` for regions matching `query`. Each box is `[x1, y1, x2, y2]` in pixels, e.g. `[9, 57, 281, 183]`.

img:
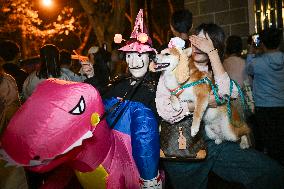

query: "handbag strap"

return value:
[103, 74, 147, 129]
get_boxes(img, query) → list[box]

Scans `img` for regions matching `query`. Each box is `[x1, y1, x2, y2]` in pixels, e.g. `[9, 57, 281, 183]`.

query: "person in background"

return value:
[20, 56, 41, 75]
[223, 35, 247, 88]
[246, 28, 284, 165]
[93, 48, 111, 85]
[83, 48, 111, 94]
[170, 9, 192, 48]
[0, 40, 28, 93]
[247, 34, 264, 57]
[77, 46, 100, 80]
[0, 56, 20, 135]
[59, 49, 85, 82]
[0, 56, 28, 189]
[87, 46, 99, 65]
[22, 44, 71, 100]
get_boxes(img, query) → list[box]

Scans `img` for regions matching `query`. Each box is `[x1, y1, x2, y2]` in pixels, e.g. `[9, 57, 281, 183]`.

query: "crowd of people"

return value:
[0, 8, 284, 189]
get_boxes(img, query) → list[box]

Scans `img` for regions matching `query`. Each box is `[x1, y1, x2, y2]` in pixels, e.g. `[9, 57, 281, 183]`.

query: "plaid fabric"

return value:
[255, 107, 284, 166]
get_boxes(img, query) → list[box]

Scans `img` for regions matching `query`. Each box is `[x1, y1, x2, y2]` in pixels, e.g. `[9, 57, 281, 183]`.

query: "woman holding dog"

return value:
[156, 9, 284, 189]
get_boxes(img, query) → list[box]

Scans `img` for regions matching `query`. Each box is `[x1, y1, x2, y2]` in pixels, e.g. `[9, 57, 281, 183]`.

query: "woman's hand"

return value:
[208, 92, 218, 108]
[189, 33, 215, 54]
[190, 33, 226, 77]
[184, 94, 217, 112]
[81, 61, 94, 78]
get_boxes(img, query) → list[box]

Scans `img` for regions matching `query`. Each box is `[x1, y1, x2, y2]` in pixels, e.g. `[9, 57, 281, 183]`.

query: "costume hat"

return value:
[117, 9, 156, 53]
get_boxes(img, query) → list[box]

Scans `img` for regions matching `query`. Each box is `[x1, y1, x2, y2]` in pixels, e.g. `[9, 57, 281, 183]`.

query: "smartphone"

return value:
[103, 43, 107, 51]
[252, 34, 260, 47]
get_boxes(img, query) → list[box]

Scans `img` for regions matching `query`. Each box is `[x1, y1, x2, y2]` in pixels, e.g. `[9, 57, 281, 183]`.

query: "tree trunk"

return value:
[104, 0, 126, 50]
[21, 24, 28, 58]
[130, 0, 138, 29]
[77, 25, 92, 54]
[79, 0, 126, 50]
[79, 0, 104, 47]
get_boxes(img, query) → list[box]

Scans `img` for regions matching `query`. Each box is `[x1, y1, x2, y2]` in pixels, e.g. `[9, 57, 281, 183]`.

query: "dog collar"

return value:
[169, 86, 184, 97]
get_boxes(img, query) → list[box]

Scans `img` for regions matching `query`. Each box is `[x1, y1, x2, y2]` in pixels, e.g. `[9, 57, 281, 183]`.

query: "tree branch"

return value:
[153, 32, 163, 45]
[76, 24, 92, 54]
[168, 0, 174, 15]
[125, 13, 131, 23]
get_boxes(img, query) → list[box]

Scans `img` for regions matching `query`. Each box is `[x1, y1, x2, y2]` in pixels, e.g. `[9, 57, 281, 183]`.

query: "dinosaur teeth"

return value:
[62, 131, 93, 154]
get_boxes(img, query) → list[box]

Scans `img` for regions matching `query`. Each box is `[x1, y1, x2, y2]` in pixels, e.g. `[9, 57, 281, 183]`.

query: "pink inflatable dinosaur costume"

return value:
[0, 79, 156, 189]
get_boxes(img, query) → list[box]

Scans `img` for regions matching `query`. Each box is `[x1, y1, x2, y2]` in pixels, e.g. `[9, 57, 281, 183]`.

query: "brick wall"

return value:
[184, 0, 250, 39]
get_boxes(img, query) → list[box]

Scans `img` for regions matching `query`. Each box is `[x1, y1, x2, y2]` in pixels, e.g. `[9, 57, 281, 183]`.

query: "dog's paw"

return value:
[215, 139, 222, 145]
[240, 136, 250, 149]
[191, 126, 199, 137]
[172, 103, 181, 111]
[170, 96, 181, 111]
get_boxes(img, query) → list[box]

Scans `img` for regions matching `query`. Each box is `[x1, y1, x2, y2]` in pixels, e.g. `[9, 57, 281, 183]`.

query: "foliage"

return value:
[0, 0, 78, 57]
[79, 0, 126, 49]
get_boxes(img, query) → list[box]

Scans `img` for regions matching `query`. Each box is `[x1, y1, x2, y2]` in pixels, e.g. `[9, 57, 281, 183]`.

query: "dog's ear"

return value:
[183, 47, 192, 57]
[175, 47, 183, 55]
[173, 47, 190, 84]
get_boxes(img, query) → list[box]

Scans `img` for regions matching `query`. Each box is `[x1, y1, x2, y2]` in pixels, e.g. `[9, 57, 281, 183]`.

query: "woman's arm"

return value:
[155, 75, 193, 124]
[189, 34, 239, 98]
[214, 72, 238, 98]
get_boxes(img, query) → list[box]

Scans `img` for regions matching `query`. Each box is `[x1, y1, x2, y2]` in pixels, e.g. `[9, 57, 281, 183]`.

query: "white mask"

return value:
[126, 52, 149, 78]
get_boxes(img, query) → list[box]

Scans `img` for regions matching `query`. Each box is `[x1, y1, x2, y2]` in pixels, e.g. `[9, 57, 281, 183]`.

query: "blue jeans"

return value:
[162, 135, 284, 189]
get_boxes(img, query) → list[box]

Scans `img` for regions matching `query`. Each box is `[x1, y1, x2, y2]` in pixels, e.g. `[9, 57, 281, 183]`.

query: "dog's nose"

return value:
[150, 54, 157, 62]
[153, 56, 158, 62]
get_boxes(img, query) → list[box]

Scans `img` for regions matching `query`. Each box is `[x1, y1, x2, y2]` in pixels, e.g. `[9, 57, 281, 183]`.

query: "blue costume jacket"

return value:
[104, 98, 160, 180]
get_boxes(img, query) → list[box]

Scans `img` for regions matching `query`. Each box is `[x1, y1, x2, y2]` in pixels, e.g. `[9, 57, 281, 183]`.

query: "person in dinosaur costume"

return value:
[0, 78, 161, 189]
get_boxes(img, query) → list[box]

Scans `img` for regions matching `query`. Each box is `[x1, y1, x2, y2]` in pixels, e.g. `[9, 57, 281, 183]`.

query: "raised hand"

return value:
[189, 33, 215, 54]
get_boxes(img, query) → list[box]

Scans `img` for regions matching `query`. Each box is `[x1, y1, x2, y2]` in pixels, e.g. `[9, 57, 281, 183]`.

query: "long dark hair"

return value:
[37, 44, 61, 79]
[226, 35, 243, 56]
[93, 48, 111, 86]
[171, 9, 193, 33]
[195, 23, 226, 61]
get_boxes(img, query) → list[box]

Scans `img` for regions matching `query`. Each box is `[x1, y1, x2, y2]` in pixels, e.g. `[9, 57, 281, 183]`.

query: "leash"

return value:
[170, 77, 247, 125]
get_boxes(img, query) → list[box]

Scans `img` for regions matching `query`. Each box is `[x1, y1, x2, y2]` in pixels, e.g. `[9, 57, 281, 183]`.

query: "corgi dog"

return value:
[153, 46, 250, 149]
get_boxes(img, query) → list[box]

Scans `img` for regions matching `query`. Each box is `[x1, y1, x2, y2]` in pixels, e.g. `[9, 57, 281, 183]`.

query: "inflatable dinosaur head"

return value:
[0, 79, 105, 171]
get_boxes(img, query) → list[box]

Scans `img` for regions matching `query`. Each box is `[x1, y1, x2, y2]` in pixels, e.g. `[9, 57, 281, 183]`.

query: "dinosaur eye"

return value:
[165, 53, 170, 56]
[138, 54, 142, 57]
[127, 54, 131, 58]
[69, 96, 86, 115]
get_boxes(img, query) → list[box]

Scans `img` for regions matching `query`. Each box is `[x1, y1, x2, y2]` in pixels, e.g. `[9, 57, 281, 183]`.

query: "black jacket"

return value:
[103, 72, 160, 118]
